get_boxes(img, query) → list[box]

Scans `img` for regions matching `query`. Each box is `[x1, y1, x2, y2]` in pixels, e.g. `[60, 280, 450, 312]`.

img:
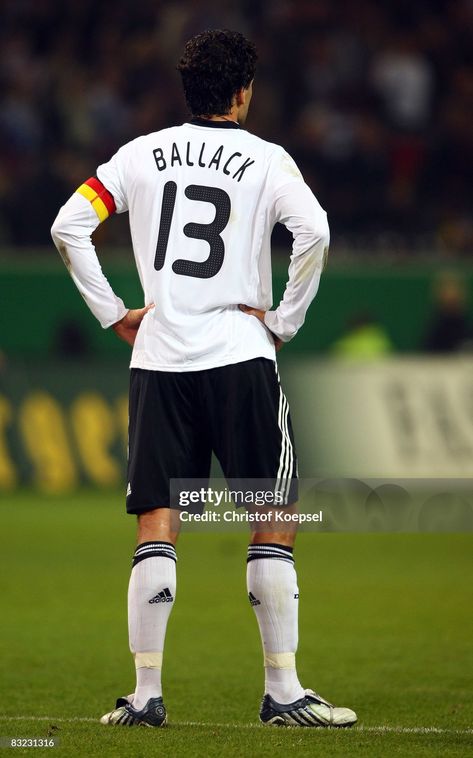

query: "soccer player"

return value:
[51, 29, 356, 728]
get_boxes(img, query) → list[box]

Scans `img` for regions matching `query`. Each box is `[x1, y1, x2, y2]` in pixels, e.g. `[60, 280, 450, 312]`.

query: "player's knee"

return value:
[137, 508, 181, 545]
[250, 530, 297, 547]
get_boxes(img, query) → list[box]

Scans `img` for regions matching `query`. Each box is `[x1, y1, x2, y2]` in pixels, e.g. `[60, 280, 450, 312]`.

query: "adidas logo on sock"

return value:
[149, 587, 174, 604]
[248, 591, 261, 606]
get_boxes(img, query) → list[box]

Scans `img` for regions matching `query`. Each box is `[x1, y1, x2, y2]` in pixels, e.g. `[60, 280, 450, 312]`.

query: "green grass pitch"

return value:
[1, 491, 472, 757]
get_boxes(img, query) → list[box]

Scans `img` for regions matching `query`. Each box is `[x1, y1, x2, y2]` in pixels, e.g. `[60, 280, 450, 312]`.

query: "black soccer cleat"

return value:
[100, 695, 167, 727]
[260, 689, 357, 728]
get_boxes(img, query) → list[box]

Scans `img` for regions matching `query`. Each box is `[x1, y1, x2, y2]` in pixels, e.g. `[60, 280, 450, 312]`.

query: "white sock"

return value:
[247, 543, 305, 704]
[128, 541, 177, 710]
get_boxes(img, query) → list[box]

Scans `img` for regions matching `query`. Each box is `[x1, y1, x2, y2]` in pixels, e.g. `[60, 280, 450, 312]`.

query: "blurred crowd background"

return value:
[1, 0, 473, 254]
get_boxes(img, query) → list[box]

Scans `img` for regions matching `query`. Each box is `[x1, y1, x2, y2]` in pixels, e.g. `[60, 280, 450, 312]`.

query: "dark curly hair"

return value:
[177, 29, 257, 117]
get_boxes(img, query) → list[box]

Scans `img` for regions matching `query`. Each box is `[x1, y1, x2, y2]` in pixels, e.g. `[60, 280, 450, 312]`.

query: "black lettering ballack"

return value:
[153, 142, 255, 182]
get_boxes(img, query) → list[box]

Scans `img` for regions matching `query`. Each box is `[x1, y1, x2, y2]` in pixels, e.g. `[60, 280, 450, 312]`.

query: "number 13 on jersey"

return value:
[154, 181, 231, 279]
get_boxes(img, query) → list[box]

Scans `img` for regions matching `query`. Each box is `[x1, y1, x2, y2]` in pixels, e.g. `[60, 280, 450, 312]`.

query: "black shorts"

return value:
[126, 358, 298, 514]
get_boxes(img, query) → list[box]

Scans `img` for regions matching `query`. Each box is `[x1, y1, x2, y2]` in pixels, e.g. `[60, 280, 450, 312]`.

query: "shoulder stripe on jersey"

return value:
[76, 177, 116, 222]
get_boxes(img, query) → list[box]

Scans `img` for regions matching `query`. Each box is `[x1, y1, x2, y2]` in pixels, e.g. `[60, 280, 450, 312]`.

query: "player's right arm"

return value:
[111, 304, 154, 346]
[51, 178, 129, 328]
[51, 147, 152, 343]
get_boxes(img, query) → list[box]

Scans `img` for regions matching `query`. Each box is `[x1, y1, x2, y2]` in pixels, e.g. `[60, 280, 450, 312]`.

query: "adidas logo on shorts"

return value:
[149, 587, 174, 604]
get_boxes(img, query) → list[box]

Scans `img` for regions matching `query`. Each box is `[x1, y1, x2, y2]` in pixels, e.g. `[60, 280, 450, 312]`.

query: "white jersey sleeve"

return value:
[50, 178, 128, 329]
[263, 149, 330, 342]
[96, 144, 130, 214]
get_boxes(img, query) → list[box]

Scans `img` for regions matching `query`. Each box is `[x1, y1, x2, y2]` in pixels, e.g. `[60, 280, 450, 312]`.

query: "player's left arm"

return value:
[240, 150, 329, 345]
[238, 304, 284, 351]
[265, 175, 329, 343]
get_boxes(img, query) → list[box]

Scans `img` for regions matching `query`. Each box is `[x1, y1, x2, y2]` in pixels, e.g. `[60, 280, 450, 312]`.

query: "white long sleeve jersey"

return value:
[51, 119, 329, 371]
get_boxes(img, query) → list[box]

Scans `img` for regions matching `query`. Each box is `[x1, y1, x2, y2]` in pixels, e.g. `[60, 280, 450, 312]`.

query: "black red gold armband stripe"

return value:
[76, 177, 116, 221]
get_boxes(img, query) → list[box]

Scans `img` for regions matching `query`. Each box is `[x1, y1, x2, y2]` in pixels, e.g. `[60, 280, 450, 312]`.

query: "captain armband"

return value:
[76, 177, 116, 222]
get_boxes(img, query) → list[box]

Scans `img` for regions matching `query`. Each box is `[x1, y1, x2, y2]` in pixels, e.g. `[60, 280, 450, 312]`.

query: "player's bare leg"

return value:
[247, 503, 357, 727]
[137, 507, 181, 546]
[249, 502, 298, 547]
